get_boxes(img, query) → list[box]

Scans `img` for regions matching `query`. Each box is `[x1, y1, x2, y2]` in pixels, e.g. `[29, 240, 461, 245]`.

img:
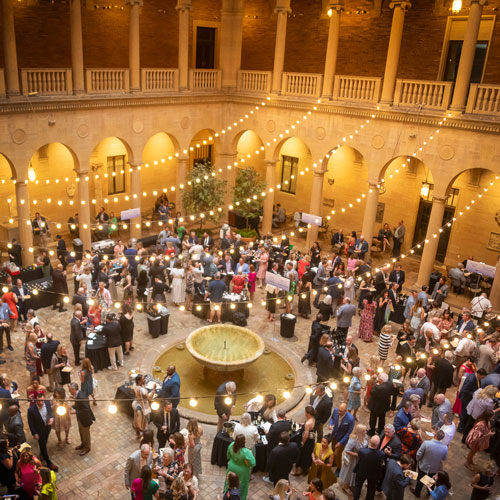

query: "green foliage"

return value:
[236, 228, 257, 238]
[232, 166, 267, 222]
[182, 161, 227, 229]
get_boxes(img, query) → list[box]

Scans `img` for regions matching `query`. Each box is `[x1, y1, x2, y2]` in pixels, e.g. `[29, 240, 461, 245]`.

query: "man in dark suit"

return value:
[431, 276, 449, 307]
[267, 432, 299, 485]
[388, 282, 399, 309]
[458, 368, 487, 432]
[393, 402, 412, 432]
[72, 287, 89, 318]
[70, 310, 86, 366]
[160, 365, 181, 408]
[398, 335, 417, 377]
[265, 409, 292, 459]
[316, 342, 335, 383]
[353, 435, 385, 500]
[377, 423, 403, 491]
[153, 399, 180, 448]
[7, 404, 26, 446]
[101, 313, 123, 370]
[368, 373, 396, 436]
[428, 350, 454, 403]
[310, 384, 332, 441]
[40, 333, 60, 391]
[51, 263, 68, 312]
[388, 264, 405, 290]
[328, 403, 355, 470]
[302, 314, 329, 365]
[69, 383, 95, 455]
[381, 455, 412, 500]
[56, 235, 67, 270]
[8, 238, 22, 267]
[456, 311, 475, 333]
[13, 278, 30, 322]
[214, 381, 236, 432]
[27, 394, 58, 470]
[202, 231, 214, 249]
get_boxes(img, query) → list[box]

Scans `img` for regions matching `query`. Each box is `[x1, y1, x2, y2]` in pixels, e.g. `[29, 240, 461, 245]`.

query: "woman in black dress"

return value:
[298, 268, 313, 318]
[119, 304, 135, 355]
[373, 289, 390, 335]
[292, 406, 316, 475]
[310, 242, 321, 268]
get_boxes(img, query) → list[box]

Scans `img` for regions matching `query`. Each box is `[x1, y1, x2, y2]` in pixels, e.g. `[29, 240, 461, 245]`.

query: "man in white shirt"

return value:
[294, 209, 303, 228]
[439, 412, 456, 446]
[453, 330, 476, 384]
[420, 317, 440, 343]
[470, 293, 492, 320]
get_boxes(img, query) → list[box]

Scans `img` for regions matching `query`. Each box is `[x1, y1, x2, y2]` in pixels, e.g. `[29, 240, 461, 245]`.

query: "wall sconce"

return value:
[420, 182, 431, 198]
[451, 0, 462, 13]
[28, 163, 36, 182]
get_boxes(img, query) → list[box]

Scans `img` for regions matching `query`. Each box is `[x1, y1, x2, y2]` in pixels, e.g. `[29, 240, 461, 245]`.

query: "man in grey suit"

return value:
[336, 297, 356, 343]
[124, 444, 153, 493]
[381, 455, 413, 500]
[431, 277, 449, 308]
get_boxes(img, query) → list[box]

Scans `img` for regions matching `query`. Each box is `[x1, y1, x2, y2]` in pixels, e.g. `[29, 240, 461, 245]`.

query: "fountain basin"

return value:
[185, 324, 265, 372]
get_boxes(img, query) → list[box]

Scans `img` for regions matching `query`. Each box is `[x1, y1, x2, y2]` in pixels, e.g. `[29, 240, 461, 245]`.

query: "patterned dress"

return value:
[358, 300, 376, 342]
[188, 435, 203, 477]
[348, 376, 362, 411]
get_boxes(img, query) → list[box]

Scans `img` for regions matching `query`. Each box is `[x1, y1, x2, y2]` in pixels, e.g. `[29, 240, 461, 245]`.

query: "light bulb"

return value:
[329, 383, 337, 391]
[108, 403, 118, 414]
[136, 304, 143, 311]
[56, 405, 67, 416]
[114, 302, 120, 309]
[63, 296, 70, 303]
[343, 376, 350, 383]
[180, 305, 185, 312]
[151, 401, 160, 411]
[1, 287, 8, 293]
[364, 374, 371, 381]
[283, 391, 291, 399]
[305, 386, 313, 394]
[256, 394, 264, 403]
[189, 398, 198, 407]
[377, 367, 383, 373]
[224, 396, 233, 405]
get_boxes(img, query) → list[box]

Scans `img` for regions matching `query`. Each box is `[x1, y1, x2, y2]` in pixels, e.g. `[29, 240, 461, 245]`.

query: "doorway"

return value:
[412, 187, 459, 262]
[196, 26, 217, 69]
[443, 40, 488, 84]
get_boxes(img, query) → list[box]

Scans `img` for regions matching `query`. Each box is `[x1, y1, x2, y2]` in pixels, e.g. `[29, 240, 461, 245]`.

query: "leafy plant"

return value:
[236, 228, 257, 238]
[182, 161, 227, 229]
[232, 166, 266, 226]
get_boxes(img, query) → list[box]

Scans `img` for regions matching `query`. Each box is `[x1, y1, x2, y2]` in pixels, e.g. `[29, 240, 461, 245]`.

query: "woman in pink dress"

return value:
[15, 448, 42, 498]
[452, 359, 476, 415]
[358, 293, 376, 342]
[256, 248, 269, 287]
[247, 264, 257, 302]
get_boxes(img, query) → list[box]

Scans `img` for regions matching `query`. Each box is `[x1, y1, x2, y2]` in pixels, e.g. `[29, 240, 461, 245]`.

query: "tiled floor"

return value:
[0, 242, 495, 499]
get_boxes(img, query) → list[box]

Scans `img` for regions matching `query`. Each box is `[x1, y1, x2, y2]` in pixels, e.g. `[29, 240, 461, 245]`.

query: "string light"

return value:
[108, 403, 118, 414]
[224, 396, 233, 405]
[56, 405, 67, 416]
[151, 401, 160, 411]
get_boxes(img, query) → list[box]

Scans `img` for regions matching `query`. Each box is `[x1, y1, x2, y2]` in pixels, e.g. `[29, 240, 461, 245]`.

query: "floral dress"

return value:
[396, 427, 422, 460]
[185, 270, 194, 296]
[358, 300, 376, 342]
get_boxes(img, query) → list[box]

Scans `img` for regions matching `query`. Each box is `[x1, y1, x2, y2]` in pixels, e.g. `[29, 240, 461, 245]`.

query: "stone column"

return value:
[306, 171, 325, 248]
[2, 0, 20, 96]
[262, 160, 277, 235]
[216, 152, 237, 219]
[127, 0, 143, 93]
[77, 171, 92, 251]
[15, 181, 33, 265]
[321, 1, 344, 99]
[489, 259, 500, 310]
[271, 0, 292, 94]
[416, 196, 446, 287]
[176, 0, 191, 91]
[129, 162, 142, 239]
[220, 0, 244, 89]
[450, 0, 488, 112]
[70, 0, 85, 94]
[176, 156, 188, 214]
[380, 1, 412, 105]
[360, 182, 380, 257]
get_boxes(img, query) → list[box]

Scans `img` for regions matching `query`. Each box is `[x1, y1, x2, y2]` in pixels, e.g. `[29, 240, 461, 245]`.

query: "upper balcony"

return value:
[2, 66, 500, 124]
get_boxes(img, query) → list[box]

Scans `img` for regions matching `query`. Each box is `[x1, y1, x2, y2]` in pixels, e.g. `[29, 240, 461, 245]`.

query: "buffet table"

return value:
[84, 332, 110, 372]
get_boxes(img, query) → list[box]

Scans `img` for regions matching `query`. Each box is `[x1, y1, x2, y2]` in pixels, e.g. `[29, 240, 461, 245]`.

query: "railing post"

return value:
[465, 84, 478, 113]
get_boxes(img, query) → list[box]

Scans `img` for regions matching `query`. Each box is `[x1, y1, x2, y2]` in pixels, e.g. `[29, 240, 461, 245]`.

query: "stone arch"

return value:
[320, 145, 364, 173]
[142, 131, 181, 161]
[377, 154, 430, 183]
[188, 128, 219, 168]
[232, 130, 266, 178]
[0, 152, 17, 180]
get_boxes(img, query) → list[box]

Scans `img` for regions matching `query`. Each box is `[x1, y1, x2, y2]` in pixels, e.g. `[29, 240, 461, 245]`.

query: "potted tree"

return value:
[182, 160, 227, 231]
[232, 166, 266, 242]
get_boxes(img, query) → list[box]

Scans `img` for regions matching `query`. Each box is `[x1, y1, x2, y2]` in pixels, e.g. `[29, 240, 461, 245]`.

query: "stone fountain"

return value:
[185, 324, 265, 382]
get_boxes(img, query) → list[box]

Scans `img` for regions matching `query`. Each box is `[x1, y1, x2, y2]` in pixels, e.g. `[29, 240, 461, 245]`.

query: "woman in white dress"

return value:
[233, 413, 259, 453]
[171, 262, 185, 305]
[344, 269, 355, 301]
[339, 424, 368, 496]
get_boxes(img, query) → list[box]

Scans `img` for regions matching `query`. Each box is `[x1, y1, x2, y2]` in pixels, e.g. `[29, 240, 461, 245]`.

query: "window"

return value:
[438, 16, 495, 83]
[196, 26, 216, 69]
[280, 156, 299, 194]
[421, 183, 459, 207]
[107, 155, 125, 194]
[190, 144, 213, 168]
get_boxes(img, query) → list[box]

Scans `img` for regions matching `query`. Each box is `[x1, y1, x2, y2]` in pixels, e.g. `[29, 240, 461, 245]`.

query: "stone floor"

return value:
[0, 243, 495, 500]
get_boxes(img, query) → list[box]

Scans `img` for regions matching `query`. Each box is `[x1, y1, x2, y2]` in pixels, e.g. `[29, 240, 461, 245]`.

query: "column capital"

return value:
[266, 159, 278, 167]
[327, 0, 344, 12]
[470, 0, 488, 5]
[127, 161, 142, 169]
[176, 0, 192, 12]
[368, 181, 380, 190]
[313, 169, 326, 177]
[431, 195, 447, 204]
[75, 169, 90, 177]
[389, 0, 411, 10]
[274, 0, 292, 15]
[126, 0, 143, 6]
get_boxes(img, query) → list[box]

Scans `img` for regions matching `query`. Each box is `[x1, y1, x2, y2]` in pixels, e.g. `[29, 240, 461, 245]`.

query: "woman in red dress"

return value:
[2, 289, 18, 331]
[452, 358, 476, 415]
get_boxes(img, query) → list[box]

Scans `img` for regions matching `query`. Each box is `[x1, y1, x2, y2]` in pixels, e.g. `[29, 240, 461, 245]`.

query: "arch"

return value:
[231, 129, 264, 152]
[320, 144, 364, 173]
[232, 130, 266, 179]
[444, 164, 498, 195]
[142, 131, 181, 160]
[377, 154, 430, 183]
[91, 136, 134, 166]
[0, 152, 17, 180]
[28, 142, 81, 177]
[188, 128, 219, 168]
[142, 132, 180, 166]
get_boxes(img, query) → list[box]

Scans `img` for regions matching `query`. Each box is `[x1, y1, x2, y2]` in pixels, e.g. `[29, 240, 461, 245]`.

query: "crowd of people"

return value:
[0, 211, 499, 500]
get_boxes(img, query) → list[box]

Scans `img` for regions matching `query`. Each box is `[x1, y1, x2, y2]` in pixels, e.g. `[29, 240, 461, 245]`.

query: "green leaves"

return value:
[232, 166, 267, 222]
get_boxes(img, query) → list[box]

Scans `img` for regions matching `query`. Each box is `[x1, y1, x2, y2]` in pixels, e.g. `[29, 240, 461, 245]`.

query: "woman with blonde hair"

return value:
[462, 385, 498, 443]
[25, 331, 39, 381]
[272, 479, 295, 500]
[233, 413, 259, 452]
[171, 475, 188, 500]
[187, 417, 203, 477]
[131, 374, 156, 438]
[338, 424, 368, 495]
[51, 344, 71, 386]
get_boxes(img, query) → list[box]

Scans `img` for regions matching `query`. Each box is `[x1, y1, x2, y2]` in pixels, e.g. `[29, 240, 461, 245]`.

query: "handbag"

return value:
[92, 377, 98, 390]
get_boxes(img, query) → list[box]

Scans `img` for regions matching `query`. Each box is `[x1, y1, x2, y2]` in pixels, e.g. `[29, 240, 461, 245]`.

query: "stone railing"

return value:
[333, 75, 381, 103]
[189, 69, 221, 91]
[21, 68, 73, 96]
[142, 68, 179, 92]
[466, 84, 500, 116]
[393, 79, 453, 110]
[0, 69, 5, 97]
[85, 68, 130, 94]
[237, 70, 272, 94]
[282, 72, 322, 98]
